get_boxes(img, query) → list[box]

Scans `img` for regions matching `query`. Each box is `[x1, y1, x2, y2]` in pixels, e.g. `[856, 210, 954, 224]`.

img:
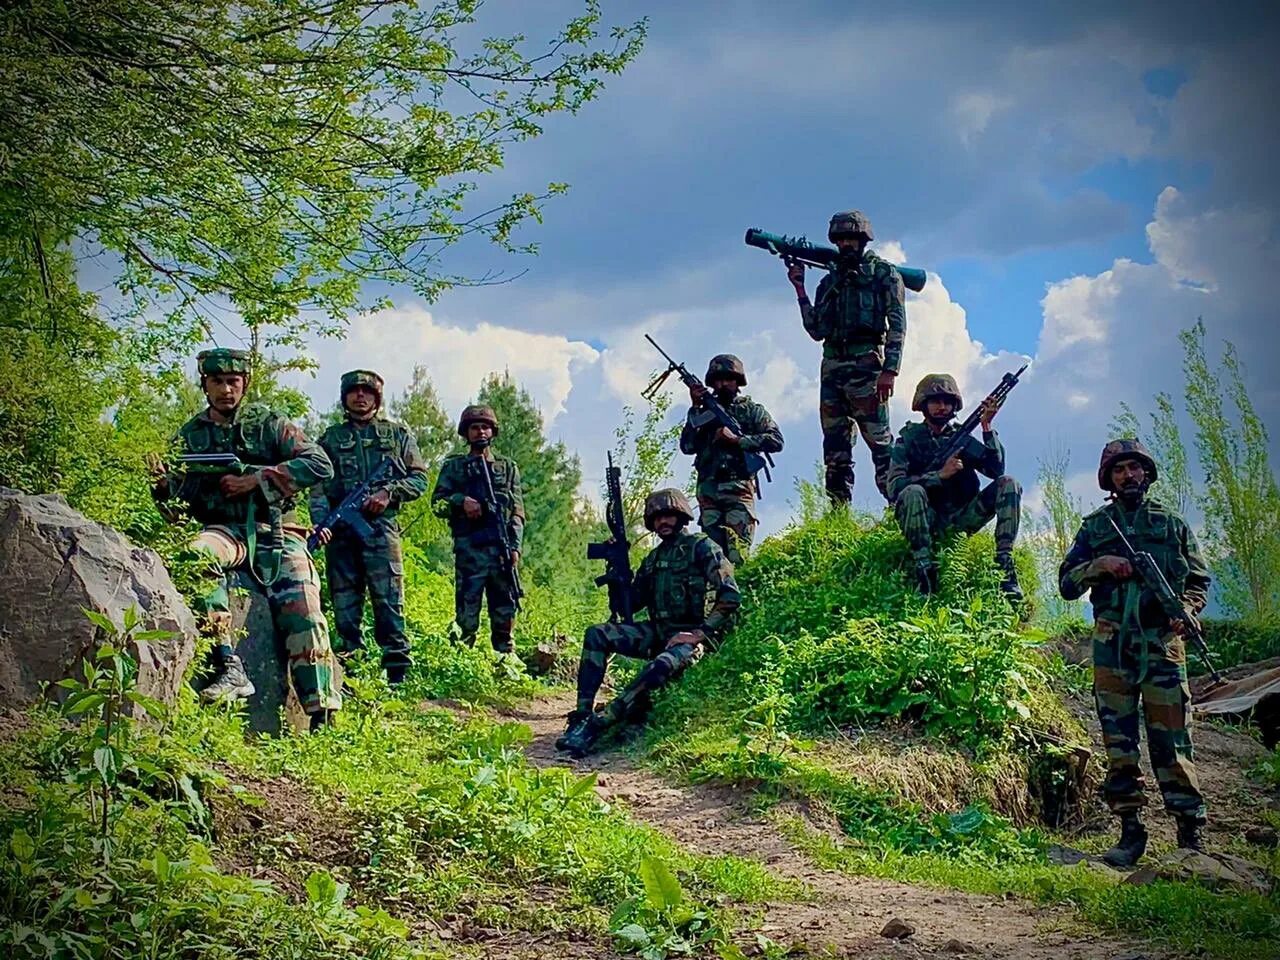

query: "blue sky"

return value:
[276, 0, 1279, 534]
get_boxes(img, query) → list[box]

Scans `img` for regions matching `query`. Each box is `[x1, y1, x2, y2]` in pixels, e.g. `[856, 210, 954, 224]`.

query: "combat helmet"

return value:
[643, 488, 695, 531]
[705, 354, 747, 386]
[457, 404, 499, 437]
[912, 373, 963, 413]
[828, 210, 874, 242]
[197, 348, 251, 377]
[1097, 439, 1158, 492]
[340, 369, 384, 405]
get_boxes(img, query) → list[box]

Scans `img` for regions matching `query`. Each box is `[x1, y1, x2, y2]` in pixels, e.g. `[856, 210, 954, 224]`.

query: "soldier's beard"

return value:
[470, 437, 492, 451]
[1116, 481, 1147, 506]
[714, 387, 737, 404]
[925, 412, 952, 428]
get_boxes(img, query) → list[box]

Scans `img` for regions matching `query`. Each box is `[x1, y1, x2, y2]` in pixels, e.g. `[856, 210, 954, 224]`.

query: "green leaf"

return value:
[82, 609, 117, 633]
[9, 828, 35, 861]
[132, 629, 177, 643]
[122, 606, 138, 631]
[93, 746, 118, 783]
[125, 691, 168, 720]
[152, 849, 171, 881]
[614, 923, 651, 947]
[66, 693, 107, 716]
[639, 855, 683, 911]
[566, 771, 598, 800]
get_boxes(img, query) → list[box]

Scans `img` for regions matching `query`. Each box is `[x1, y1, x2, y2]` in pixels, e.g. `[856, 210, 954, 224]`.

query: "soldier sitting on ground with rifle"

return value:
[150, 348, 342, 729]
[310, 370, 429, 686]
[431, 405, 524, 658]
[557, 488, 740, 759]
[887, 372, 1024, 599]
[1059, 439, 1212, 867]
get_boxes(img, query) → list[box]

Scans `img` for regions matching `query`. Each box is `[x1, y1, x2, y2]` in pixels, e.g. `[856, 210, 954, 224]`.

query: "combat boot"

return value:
[1176, 815, 1205, 852]
[1101, 813, 1148, 868]
[385, 663, 408, 686]
[560, 712, 609, 759]
[199, 655, 255, 703]
[914, 561, 939, 595]
[995, 552, 1024, 604]
[309, 709, 334, 732]
[555, 709, 591, 751]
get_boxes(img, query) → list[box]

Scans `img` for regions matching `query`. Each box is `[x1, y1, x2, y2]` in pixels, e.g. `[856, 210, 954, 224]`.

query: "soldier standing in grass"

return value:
[887, 373, 1023, 600]
[311, 370, 429, 686]
[150, 348, 341, 729]
[679, 354, 783, 565]
[431, 405, 524, 656]
[786, 210, 904, 505]
[1059, 439, 1210, 867]
[556, 488, 740, 758]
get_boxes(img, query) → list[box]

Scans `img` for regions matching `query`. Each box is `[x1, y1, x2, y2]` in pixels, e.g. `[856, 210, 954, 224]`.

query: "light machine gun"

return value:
[586, 453, 634, 623]
[642, 335, 775, 496]
[306, 456, 407, 553]
[744, 228, 928, 293]
[1105, 516, 1223, 685]
[922, 364, 1028, 475]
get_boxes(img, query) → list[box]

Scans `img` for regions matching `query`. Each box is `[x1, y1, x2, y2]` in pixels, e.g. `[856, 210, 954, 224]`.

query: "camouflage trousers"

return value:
[326, 527, 411, 672]
[575, 621, 703, 723]
[191, 525, 341, 715]
[820, 354, 892, 503]
[894, 476, 1021, 563]
[1093, 619, 1205, 820]
[454, 545, 518, 653]
[696, 479, 755, 566]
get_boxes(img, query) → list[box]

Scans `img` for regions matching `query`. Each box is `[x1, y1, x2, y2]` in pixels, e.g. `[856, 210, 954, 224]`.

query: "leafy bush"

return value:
[1199, 617, 1280, 673]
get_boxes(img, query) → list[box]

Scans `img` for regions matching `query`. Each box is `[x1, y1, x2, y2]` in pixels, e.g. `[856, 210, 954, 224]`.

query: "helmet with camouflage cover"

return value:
[197, 348, 251, 377]
[828, 210, 874, 242]
[457, 404, 499, 437]
[1097, 438, 1158, 492]
[340, 369, 384, 405]
[643, 488, 695, 530]
[912, 373, 963, 412]
[705, 354, 747, 386]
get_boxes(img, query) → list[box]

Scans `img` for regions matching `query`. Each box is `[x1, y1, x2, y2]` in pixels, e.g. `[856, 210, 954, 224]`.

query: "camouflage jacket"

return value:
[802, 252, 906, 371]
[155, 403, 332, 528]
[679, 394, 784, 489]
[309, 416, 429, 525]
[1059, 497, 1211, 629]
[430, 451, 525, 552]
[633, 530, 740, 642]
[886, 420, 1005, 513]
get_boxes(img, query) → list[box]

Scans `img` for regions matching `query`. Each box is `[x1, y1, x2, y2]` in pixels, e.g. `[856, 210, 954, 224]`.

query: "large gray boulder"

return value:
[0, 488, 198, 707]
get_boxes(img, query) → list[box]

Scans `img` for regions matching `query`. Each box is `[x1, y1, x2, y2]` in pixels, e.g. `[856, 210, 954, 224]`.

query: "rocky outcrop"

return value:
[0, 488, 197, 707]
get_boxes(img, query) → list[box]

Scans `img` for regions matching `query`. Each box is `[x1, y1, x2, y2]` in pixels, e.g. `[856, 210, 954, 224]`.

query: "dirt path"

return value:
[497, 693, 1165, 960]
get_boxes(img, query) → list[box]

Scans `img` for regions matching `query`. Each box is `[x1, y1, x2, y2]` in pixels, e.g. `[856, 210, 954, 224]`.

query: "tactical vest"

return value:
[900, 422, 979, 510]
[643, 531, 713, 632]
[322, 419, 404, 514]
[695, 397, 759, 484]
[444, 454, 519, 544]
[816, 254, 893, 347]
[1084, 499, 1191, 627]
[176, 404, 291, 526]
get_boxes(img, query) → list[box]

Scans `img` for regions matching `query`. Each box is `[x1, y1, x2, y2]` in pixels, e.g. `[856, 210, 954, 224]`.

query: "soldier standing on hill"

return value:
[150, 348, 341, 729]
[786, 210, 905, 505]
[556, 488, 740, 758]
[679, 354, 784, 565]
[431, 405, 525, 656]
[1059, 439, 1210, 868]
[887, 373, 1023, 600]
[310, 370, 429, 685]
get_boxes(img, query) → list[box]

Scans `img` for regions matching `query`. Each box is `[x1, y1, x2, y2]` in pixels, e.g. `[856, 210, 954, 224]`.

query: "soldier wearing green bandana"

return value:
[151, 348, 341, 728]
[311, 370, 429, 685]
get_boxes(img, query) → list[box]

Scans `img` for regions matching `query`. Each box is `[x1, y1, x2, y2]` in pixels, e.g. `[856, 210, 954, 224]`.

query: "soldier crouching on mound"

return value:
[888, 373, 1023, 600]
[556, 488, 740, 758]
[150, 348, 342, 730]
[1059, 439, 1210, 867]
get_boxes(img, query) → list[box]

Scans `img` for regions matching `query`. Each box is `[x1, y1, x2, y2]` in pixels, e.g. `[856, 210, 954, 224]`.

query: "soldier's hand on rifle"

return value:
[462, 496, 483, 520]
[312, 527, 334, 547]
[938, 454, 965, 480]
[1171, 605, 1200, 637]
[511, 550, 520, 568]
[363, 488, 391, 517]
[979, 397, 1001, 431]
[145, 452, 168, 480]
[876, 370, 896, 403]
[785, 256, 805, 291]
[666, 629, 705, 650]
[1092, 556, 1134, 580]
[715, 426, 740, 447]
[220, 473, 260, 498]
[689, 382, 708, 406]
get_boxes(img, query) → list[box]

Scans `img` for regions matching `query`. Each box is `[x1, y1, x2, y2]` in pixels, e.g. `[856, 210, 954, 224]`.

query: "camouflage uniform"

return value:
[154, 350, 341, 716]
[573, 497, 740, 728]
[798, 211, 905, 502]
[1059, 443, 1209, 825]
[679, 356, 783, 565]
[431, 409, 524, 653]
[311, 370, 429, 681]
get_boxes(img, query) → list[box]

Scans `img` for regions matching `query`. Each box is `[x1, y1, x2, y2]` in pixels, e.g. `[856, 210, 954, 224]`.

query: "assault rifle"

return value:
[923, 364, 1028, 474]
[306, 456, 406, 553]
[473, 455, 524, 612]
[642, 335, 774, 496]
[177, 452, 252, 474]
[744, 227, 928, 293]
[1106, 517, 1223, 685]
[586, 452, 634, 623]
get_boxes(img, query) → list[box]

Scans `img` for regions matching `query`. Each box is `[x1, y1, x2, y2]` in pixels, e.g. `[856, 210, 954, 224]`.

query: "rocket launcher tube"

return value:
[745, 227, 928, 293]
